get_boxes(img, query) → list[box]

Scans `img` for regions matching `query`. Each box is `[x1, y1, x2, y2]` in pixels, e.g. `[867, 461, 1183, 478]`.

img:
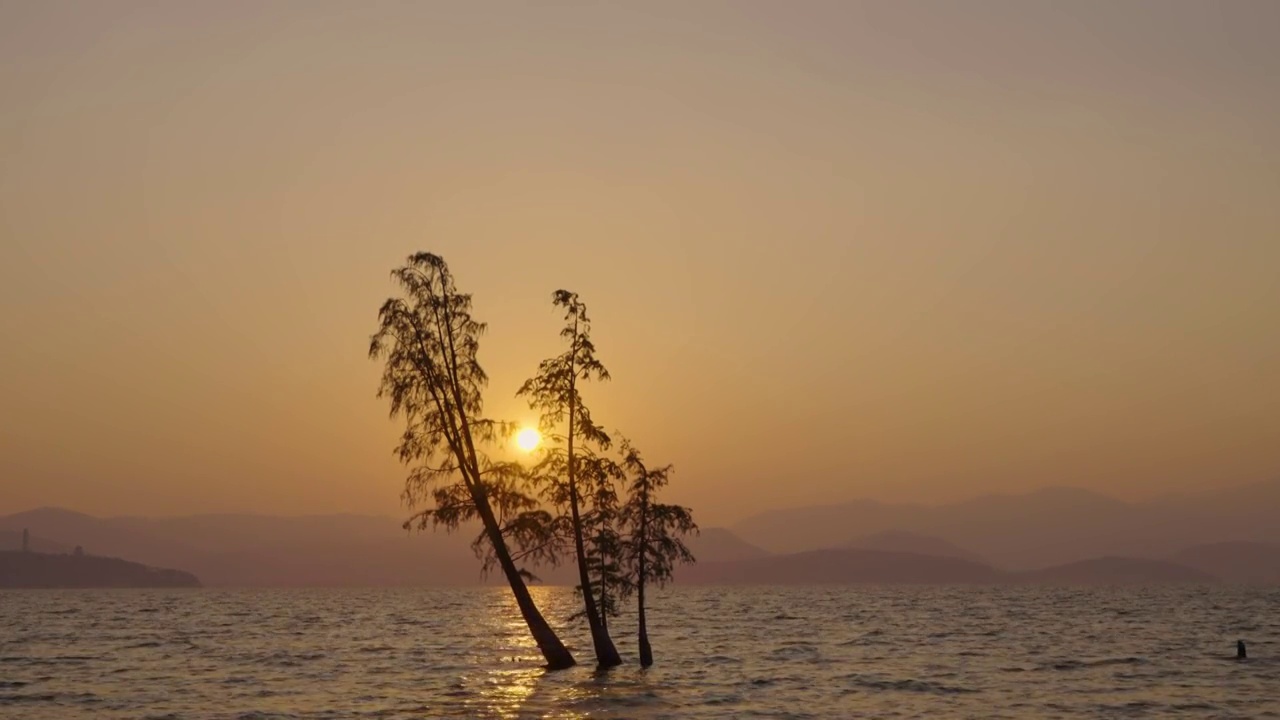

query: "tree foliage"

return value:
[518, 290, 611, 446]
[618, 438, 698, 667]
[574, 454, 632, 629]
[369, 252, 575, 669]
[369, 259, 698, 669]
[518, 290, 623, 667]
[619, 440, 697, 590]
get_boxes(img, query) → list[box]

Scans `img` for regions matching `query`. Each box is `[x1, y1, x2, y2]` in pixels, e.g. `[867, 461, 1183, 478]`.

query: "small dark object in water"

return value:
[1237, 640, 1247, 659]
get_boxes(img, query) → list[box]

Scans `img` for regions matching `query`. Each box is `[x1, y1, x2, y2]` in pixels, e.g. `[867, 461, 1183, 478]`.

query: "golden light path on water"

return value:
[468, 586, 588, 720]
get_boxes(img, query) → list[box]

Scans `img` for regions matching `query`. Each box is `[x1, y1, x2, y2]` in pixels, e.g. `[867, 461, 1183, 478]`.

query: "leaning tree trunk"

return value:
[636, 498, 654, 667]
[450, 382, 575, 670]
[475, 492, 576, 670]
[567, 370, 622, 668]
[637, 573, 653, 667]
[568, 478, 622, 666]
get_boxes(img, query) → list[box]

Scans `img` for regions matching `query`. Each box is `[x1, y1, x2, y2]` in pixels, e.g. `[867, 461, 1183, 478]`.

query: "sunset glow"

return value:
[0, 4, 1276, 716]
[2, 1, 1277, 529]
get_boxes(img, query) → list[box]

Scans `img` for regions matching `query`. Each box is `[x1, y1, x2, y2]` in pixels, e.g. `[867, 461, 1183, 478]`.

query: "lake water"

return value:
[1, 586, 1276, 719]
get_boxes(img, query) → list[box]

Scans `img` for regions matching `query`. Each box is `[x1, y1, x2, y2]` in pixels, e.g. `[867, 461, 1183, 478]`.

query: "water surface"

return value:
[1, 586, 1276, 718]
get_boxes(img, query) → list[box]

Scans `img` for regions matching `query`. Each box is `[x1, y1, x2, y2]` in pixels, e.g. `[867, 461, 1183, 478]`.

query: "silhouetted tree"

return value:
[518, 290, 623, 667]
[619, 440, 697, 667]
[578, 455, 631, 633]
[370, 253, 575, 670]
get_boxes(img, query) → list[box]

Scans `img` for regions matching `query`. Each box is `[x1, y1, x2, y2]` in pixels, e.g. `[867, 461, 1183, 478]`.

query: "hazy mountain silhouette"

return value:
[0, 551, 200, 588]
[106, 513, 495, 587]
[0, 508, 482, 586]
[682, 548, 1002, 585]
[1014, 557, 1214, 585]
[681, 551, 1220, 585]
[1172, 541, 1280, 584]
[689, 528, 770, 562]
[846, 530, 986, 565]
[0, 529, 69, 554]
[733, 479, 1280, 570]
[0, 507, 202, 571]
[7, 483, 1277, 585]
[111, 512, 406, 553]
[0, 509, 766, 587]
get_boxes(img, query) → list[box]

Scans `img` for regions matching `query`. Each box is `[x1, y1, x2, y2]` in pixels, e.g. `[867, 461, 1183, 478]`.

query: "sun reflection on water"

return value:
[442, 585, 680, 718]
[457, 585, 591, 719]
[474, 666, 543, 719]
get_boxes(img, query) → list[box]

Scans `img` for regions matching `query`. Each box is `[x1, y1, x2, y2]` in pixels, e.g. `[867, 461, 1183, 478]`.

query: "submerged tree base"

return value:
[534, 621, 577, 670]
[592, 636, 623, 669]
[544, 652, 577, 671]
[639, 629, 653, 668]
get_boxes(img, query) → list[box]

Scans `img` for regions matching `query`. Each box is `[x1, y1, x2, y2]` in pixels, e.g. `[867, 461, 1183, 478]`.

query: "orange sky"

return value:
[2, 2, 1277, 526]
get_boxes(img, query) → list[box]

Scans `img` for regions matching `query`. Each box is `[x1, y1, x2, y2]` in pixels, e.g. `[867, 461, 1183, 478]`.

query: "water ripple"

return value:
[0, 586, 1275, 718]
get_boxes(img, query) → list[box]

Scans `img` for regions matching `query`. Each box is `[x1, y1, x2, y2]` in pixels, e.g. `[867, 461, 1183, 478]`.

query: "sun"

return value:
[515, 427, 541, 453]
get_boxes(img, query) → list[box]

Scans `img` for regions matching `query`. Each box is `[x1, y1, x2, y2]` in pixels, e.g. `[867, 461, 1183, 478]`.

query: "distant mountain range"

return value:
[2, 479, 1277, 586]
[846, 530, 987, 565]
[680, 549, 1253, 586]
[683, 549, 1002, 585]
[1172, 542, 1280, 584]
[691, 528, 771, 562]
[0, 551, 200, 588]
[0, 529, 70, 554]
[0, 508, 772, 587]
[1012, 556, 1215, 585]
[732, 479, 1280, 569]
